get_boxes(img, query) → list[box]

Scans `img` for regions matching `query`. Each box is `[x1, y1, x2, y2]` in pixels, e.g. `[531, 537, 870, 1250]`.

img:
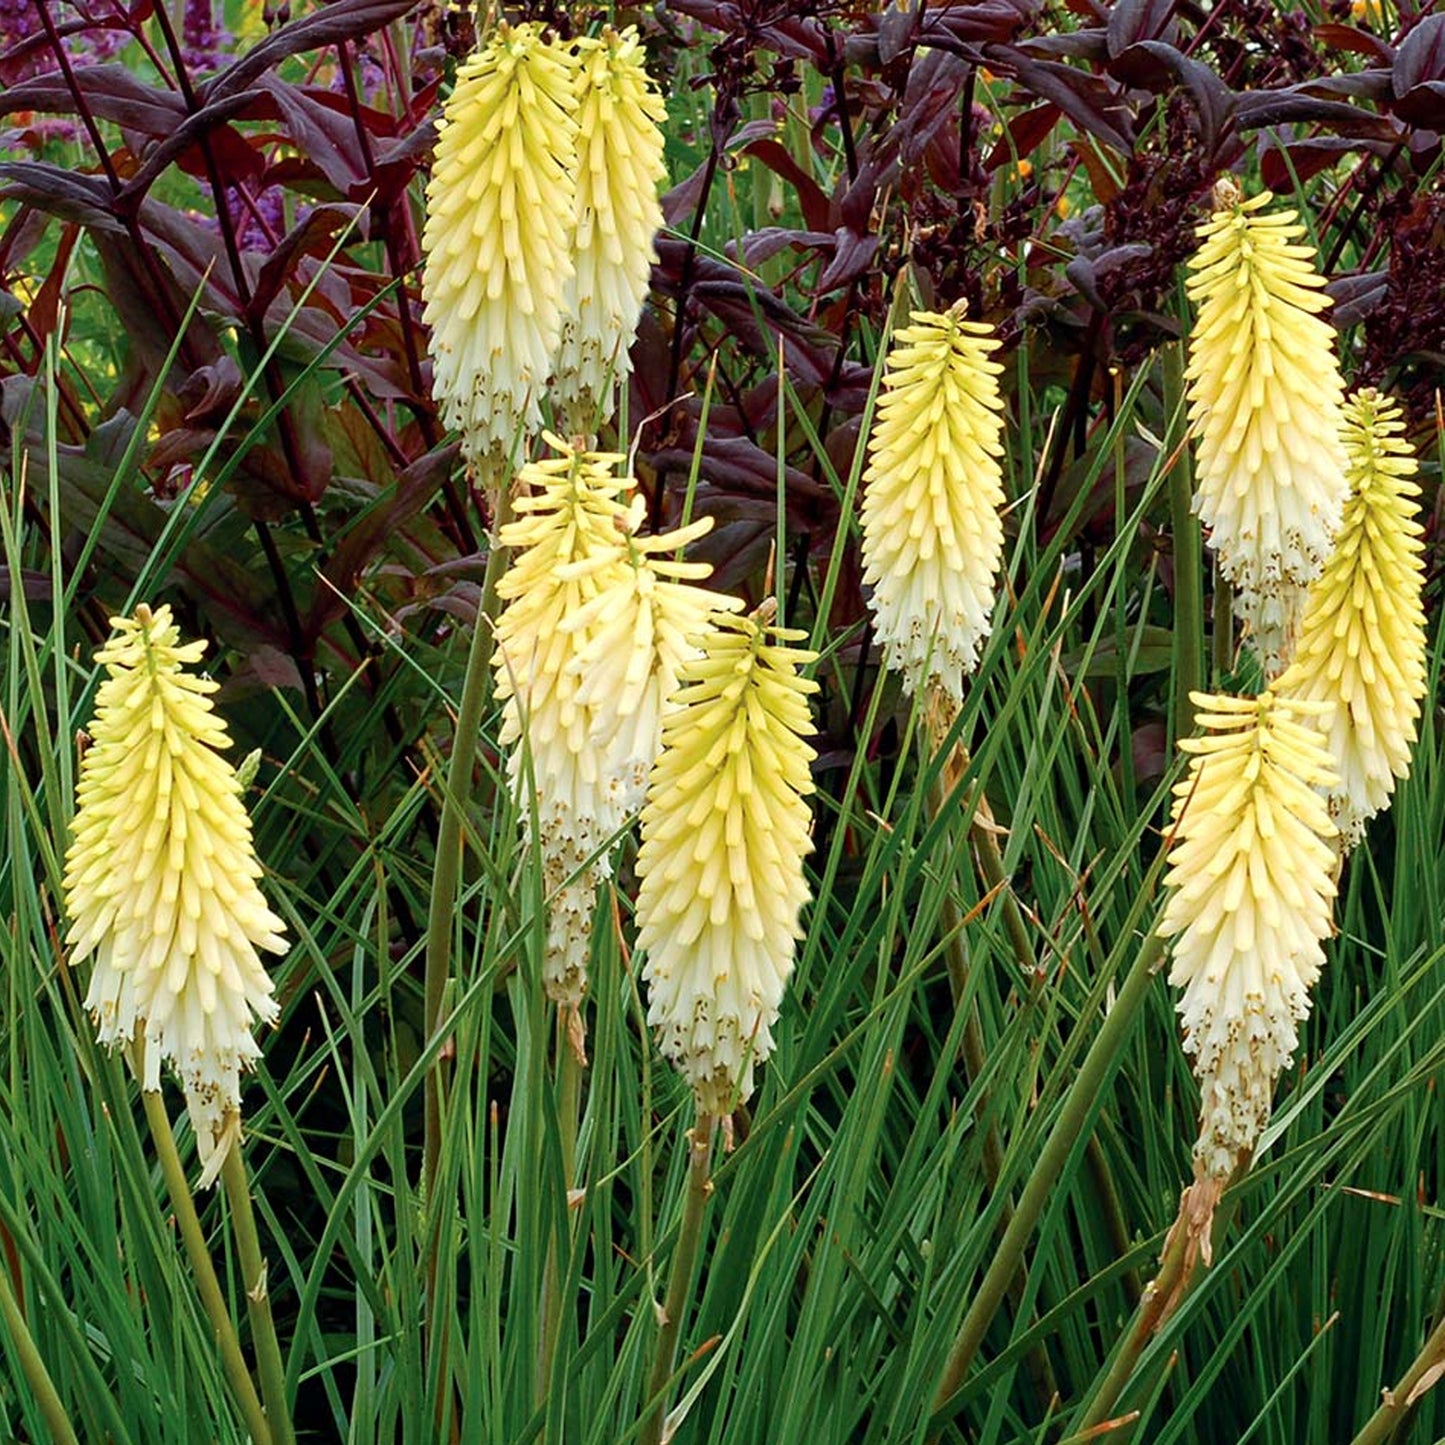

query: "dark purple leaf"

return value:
[879, 2, 920, 65]
[0, 67, 186, 136]
[0, 165, 124, 233]
[661, 157, 715, 229]
[309, 446, 458, 632]
[984, 102, 1060, 171]
[1260, 136, 1394, 190]
[204, 0, 421, 105]
[1394, 13, 1445, 96]
[983, 46, 1134, 152]
[1326, 269, 1388, 328]
[1104, 0, 1177, 58]
[1314, 22, 1394, 64]
[740, 140, 832, 232]
[1394, 79, 1445, 127]
[918, 1, 1039, 46]
[1012, 30, 1109, 62]
[117, 89, 265, 205]
[251, 77, 370, 198]
[899, 49, 970, 167]
[1235, 90, 1398, 139]
[726, 227, 835, 269]
[249, 204, 368, 326]
[816, 228, 879, 292]
[664, 2, 830, 62]
[1107, 41, 1235, 154]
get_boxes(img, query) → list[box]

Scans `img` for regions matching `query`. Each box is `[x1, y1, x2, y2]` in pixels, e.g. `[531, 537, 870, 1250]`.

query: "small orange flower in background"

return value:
[64, 606, 287, 1185]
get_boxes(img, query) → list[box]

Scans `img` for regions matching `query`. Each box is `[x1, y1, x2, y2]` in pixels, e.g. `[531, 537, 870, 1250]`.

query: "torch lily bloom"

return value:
[64, 605, 286, 1184]
[1158, 690, 1339, 1181]
[1184, 182, 1349, 673]
[636, 604, 818, 1115]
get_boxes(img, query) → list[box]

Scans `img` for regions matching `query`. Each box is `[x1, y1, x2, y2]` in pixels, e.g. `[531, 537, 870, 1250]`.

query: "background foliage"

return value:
[3, 0, 1445, 1440]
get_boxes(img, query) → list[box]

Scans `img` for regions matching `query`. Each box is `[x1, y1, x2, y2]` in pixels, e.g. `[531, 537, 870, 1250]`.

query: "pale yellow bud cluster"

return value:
[636, 607, 819, 1115]
[861, 303, 1007, 718]
[1185, 185, 1349, 673]
[1159, 692, 1339, 1179]
[1277, 389, 1428, 846]
[553, 27, 668, 433]
[422, 23, 668, 469]
[494, 437, 735, 1021]
[422, 22, 580, 472]
[64, 605, 286, 1184]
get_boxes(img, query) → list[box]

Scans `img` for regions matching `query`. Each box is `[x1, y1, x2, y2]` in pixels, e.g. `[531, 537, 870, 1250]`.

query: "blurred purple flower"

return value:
[181, 0, 230, 71]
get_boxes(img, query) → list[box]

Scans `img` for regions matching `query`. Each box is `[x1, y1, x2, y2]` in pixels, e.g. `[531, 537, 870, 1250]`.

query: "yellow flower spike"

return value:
[563, 510, 744, 822]
[422, 22, 579, 474]
[1158, 690, 1339, 1181]
[493, 435, 634, 1018]
[552, 26, 668, 434]
[64, 605, 286, 1186]
[1276, 389, 1428, 847]
[636, 604, 819, 1115]
[1184, 181, 1349, 674]
[861, 302, 1007, 720]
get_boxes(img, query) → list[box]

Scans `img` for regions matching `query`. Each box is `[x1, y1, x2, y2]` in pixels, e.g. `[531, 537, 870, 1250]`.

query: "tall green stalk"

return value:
[0, 1256, 79, 1445]
[640, 1112, 716, 1445]
[536, 1013, 583, 1403]
[139, 1085, 272, 1445]
[929, 931, 1166, 1424]
[422, 489, 512, 1201]
[1164, 340, 1204, 743]
[221, 1147, 295, 1445]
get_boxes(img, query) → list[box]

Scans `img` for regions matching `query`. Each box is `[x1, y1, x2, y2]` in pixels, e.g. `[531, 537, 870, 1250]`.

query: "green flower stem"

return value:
[536, 1012, 583, 1404]
[1074, 1177, 1244, 1436]
[139, 1086, 272, 1445]
[221, 1146, 295, 1445]
[1164, 340, 1204, 745]
[929, 752, 1057, 1408]
[1351, 1303, 1445, 1445]
[930, 930, 1166, 1425]
[422, 477, 513, 1430]
[0, 1250, 78, 1445]
[640, 1111, 716, 1445]
[423, 485, 513, 1199]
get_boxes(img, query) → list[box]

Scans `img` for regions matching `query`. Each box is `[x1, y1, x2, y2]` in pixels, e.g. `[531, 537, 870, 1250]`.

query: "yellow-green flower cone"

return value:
[422, 21, 578, 473]
[860, 302, 1006, 719]
[1184, 183, 1349, 674]
[1276, 389, 1428, 847]
[552, 26, 667, 434]
[636, 606, 818, 1115]
[1158, 691, 1339, 1180]
[64, 605, 286, 1183]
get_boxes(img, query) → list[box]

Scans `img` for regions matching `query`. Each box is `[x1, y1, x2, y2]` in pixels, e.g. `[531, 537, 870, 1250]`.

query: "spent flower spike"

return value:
[1158, 691, 1339, 1183]
[637, 603, 819, 1116]
[63, 605, 286, 1185]
[552, 26, 668, 434]
[861, 302, 1007, 721]
[422, 21, 579, 477]
[1276, 389, 1428, 847]
[1184, 181, 1349, 674]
